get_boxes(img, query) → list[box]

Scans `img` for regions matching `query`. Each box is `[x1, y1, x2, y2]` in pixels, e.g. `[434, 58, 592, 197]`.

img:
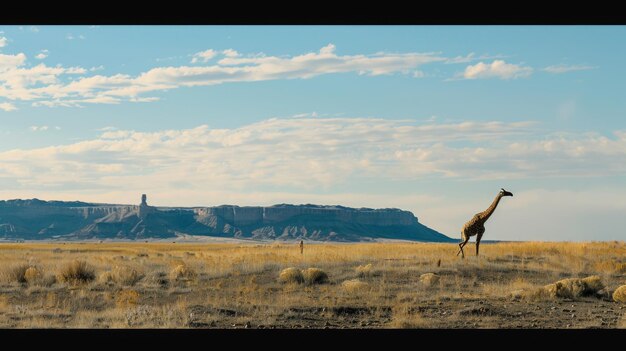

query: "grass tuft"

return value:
[302, 268, 328, 285]
[278, 267, 304, 284]
[58, 260, 96, 285]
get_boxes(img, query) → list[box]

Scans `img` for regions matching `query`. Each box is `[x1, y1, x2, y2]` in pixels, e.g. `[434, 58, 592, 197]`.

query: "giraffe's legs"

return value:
[456, 237, 469, 258]
[475, 233, 483, 256]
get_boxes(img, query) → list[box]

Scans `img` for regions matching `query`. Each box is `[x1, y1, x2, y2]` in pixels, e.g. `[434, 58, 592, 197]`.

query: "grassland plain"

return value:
[0, 241, 624, 328]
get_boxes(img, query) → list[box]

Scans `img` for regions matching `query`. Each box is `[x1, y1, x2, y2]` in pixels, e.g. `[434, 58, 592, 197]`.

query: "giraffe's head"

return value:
[500, 188, 513, 197]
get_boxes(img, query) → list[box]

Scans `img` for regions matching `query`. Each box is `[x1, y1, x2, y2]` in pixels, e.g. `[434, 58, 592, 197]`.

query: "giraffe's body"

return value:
[457, 188, 513, 258]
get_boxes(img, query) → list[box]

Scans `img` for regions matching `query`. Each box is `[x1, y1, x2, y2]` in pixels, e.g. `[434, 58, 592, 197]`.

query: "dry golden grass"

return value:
[302, 268, 328, 285]
[613, 285, 626, 303]
[2, 263, 32, 283]
[389, 303, 429, 328]
[342, 279, 369, 293]
[419, 273, 439, 287]
[116, 289, 141, 309]
[58, 260, 95, 285]
[278, 267, 304, 284]
[169, 263, 196, 281]
[0, 241, 621, 328]
[111, 265, 145, 286]
[355, 263, 374, 278]
[540, 276, 605, 299]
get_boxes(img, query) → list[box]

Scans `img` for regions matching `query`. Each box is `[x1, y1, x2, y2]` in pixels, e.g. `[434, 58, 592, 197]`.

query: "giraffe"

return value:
[456, 188, 513, 258]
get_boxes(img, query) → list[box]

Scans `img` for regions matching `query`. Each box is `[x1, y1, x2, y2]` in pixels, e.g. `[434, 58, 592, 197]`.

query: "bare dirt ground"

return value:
[0, 241, 623, 328]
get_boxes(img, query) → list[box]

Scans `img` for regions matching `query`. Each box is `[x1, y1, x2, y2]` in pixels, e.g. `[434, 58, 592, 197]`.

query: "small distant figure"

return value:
[299, 240, 304, 255]
[437, 259, 441, 267]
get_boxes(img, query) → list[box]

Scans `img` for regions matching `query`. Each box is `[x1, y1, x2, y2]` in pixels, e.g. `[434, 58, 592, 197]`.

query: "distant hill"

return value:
[0, 196, 454, 242]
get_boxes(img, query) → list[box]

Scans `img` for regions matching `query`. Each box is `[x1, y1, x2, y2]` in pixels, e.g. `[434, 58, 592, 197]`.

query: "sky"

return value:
[0, 25, 624, 241]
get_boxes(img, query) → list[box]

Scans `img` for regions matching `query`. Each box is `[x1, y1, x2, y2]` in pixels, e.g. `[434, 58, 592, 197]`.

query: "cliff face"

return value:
[0, 199, 453, 242]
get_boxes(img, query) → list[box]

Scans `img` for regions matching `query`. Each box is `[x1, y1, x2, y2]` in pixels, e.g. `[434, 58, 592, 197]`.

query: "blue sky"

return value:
[0, 25, 624, 241]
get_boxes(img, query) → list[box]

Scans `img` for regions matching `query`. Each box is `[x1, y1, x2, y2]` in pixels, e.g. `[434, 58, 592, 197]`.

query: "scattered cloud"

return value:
[0, 44, 448, 109]
[0, 36, 6, 48]
[96, 126, 117, 132]
[0, 102, 16, 111]
[543, 64, 596, 74]
[35, 49, 49, 60]
[291, 112, 319, 118]
[445, 53, 507, 64]
[1, 117, 623, 199]
[191, 49, 217, 63]
[459, 60, 533, 80]
[223, 49, 239, 57]
[66, 34, 84, 40]
[29, 125, 60, 131]
[0, 44, 591, 110]
[29, 26, 39, 33]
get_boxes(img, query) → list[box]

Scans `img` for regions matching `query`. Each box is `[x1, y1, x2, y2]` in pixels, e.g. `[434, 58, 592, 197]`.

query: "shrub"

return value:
[582, 276, 604, 292]
[144, 271, 169, 288]
[116, 289, 140, 308]
[303, 268, 328, 285]
[355, 264, 374, 278]
[24, 267, 42, 283]
[170, 264, 196, 281]
[58, 260, 96, 284]
[111, 265, 145, 286]
[341, 279, 369, 293]
[278, 267, 304, 284]
[3, 264, 30, 283]
[543, 276, 604, 299]
[419, 273, 439, 287]
[99, 271, 114, 284]
[613, 285, 626, 303]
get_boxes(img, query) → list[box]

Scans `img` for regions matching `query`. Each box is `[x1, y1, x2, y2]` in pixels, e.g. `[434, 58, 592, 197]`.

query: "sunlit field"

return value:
[0, 241, 624, 328]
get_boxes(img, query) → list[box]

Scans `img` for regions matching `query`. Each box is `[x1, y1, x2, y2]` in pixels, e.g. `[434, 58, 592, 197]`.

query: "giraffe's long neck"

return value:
[479, 193, 503, 222]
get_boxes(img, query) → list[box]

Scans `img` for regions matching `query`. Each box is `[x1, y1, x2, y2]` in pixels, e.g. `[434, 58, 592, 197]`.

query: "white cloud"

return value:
[0, 102, 16, 111]
[460, 60, 533, 80]
[445, 53, 507, 64]
[191, 49, 216, 63]
[0, 36, 7, 48]
[291, 112, 319, 118]
[66, 34, 74, 40]
[96, 126, 117, 132]
[543, 64, 596, 74]
[0, 53, 25, 71]
[35, 49, 49, 60]
[89, 65, 104, 71]
[223, 49, 239, 57]
[0, 44, 447, 108]
[29, 26, 39, 33]
[29, 125, 49, 131]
